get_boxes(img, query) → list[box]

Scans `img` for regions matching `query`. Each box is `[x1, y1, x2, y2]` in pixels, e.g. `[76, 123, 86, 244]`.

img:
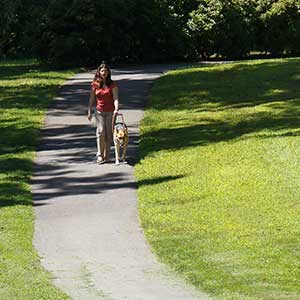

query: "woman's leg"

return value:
[104, 112, 113, 161]
[95, 111, 106, 161]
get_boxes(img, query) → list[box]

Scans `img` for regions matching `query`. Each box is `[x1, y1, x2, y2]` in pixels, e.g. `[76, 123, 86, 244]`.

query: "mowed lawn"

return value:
[136, 58, 300, 300]
[0, 60, 75, 299]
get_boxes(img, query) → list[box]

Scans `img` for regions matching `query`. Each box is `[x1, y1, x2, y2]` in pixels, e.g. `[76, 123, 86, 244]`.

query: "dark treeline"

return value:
[1, 0, 300, 67]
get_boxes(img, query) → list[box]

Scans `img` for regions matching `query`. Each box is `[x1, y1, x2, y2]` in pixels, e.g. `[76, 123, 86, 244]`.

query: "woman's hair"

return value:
[93, 63, 113, 88]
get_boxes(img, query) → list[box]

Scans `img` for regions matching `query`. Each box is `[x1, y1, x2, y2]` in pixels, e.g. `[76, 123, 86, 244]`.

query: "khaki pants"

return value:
[95, 111, 113, 160]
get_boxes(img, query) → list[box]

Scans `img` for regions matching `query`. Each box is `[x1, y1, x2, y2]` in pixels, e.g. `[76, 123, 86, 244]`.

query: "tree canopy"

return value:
[1, 0, 299, 66]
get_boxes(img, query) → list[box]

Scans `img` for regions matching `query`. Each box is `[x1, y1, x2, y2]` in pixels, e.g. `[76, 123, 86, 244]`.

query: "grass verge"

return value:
[136, 58, 300, 300]
[0, 59, 76, 299]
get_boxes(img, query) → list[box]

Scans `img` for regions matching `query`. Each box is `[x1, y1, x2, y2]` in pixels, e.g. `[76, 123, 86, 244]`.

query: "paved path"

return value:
[32, 65, 209, 300]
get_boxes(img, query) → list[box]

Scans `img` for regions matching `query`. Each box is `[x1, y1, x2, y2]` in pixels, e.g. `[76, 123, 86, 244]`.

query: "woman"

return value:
[88, 63, 119, 164]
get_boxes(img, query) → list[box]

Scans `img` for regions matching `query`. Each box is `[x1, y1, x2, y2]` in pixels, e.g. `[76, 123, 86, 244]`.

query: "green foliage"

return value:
[34, 0, 191, 66]
[136, 58, 300, 300]
[188, 0, 300, 59]
[1, 0, 300, 65]
[0, 59, 75, 299]
[188, 0, 257, 59]
[0, 0, 22, 56]
[257, 0, 300, 56]
[0, 0, 49, 58]
[188, 0, 223, 58]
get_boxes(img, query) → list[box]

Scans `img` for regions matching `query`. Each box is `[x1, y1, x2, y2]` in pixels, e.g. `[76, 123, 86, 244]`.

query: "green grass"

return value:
[0, 59, 76, 299]
[136, 58, 300, 300]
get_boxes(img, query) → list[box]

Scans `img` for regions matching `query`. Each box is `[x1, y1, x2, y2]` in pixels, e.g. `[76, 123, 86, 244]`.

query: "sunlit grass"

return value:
[136, 58, 300, 300]
[0, 59, 76, 299]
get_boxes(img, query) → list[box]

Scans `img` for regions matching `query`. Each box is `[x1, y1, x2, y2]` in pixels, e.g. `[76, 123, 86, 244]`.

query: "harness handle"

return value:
[112, 113, 127, 131]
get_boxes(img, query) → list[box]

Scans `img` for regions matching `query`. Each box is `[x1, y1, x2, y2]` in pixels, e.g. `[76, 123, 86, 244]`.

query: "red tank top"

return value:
[91, 81, 117, 112]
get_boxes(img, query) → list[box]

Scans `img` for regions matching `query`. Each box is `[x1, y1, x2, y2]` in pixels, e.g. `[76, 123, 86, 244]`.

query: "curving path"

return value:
[32, 65, 210, 300]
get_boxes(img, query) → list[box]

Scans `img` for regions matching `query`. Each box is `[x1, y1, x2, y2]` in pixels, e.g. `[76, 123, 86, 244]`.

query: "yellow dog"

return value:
[113, 114, 129, 164]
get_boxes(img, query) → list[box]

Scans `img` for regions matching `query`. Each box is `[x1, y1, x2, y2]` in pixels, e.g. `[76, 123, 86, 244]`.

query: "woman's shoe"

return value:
[97, 156, 105, 164]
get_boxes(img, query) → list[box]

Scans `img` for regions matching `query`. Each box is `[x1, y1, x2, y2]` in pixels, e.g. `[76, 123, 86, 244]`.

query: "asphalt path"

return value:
[32, 65, 210, 300]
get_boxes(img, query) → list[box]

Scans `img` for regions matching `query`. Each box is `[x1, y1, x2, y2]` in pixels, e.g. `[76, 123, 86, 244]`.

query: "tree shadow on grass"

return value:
[0, 182, 32, 207]
[0, 61, 76, 79]
[140, 107, 300, 158]
[137, 175, 184, 187]
[151, 60, 300, 112]
[0, 156, 33, 207]
[139, 60, 300, 160]
[0, 63, 40, 77]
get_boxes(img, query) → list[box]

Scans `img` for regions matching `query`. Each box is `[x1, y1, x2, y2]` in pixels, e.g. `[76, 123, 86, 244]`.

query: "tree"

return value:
[2, 0, 300, 65]
[256, 0, 300, 56]
[0, 0, 21, 57]
[35, 0, 194, 66]
[188, 0, 257, 59]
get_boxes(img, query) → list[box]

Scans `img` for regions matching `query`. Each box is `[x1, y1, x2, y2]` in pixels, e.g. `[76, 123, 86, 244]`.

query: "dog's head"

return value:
[115, 127, 127, 145]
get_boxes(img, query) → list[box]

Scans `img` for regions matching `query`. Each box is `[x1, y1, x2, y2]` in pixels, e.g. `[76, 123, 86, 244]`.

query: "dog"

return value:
[113, 122, 129, 164]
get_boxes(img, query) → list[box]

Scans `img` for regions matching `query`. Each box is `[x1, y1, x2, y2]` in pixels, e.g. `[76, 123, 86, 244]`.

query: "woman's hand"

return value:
[113, 108, 119, 115]
[87, 110, 92, 121]
[88, 88, 95, 121]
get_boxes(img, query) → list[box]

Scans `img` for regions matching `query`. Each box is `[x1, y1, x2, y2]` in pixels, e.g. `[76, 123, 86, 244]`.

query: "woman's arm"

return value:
[112, 85, 119, 115]
[87, 88, 95, 121]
